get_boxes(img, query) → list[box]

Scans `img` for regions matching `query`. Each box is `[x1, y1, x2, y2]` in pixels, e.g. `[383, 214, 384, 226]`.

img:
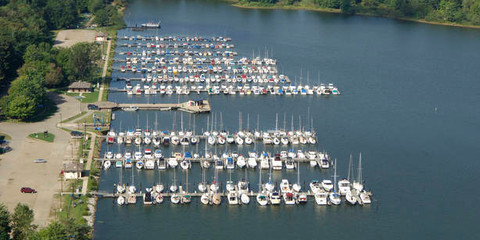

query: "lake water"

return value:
[94, 0, 480, 239]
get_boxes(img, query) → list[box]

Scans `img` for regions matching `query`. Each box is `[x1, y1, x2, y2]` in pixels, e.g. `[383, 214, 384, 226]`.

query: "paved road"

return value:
[0, 93, 85, 226]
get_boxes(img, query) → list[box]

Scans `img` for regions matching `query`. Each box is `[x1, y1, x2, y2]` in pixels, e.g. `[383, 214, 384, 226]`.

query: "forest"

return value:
[0, 0, 126, 121]
[236, 0, 480, 25]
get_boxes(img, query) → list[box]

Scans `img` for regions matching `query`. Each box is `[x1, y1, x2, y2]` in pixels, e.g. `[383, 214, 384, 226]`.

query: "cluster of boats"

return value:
[115, 154, 371, 206]
[120, 35, 232, 42]
[118, 57, 278, 75]
[124, 82, 339, 96]
[105, 128, 317, 146]
[119, 42, 235, 49]
[102, 149, 330, 170]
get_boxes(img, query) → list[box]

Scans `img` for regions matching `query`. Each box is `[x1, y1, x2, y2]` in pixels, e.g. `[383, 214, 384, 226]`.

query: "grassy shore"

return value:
[230, 1, 480, 29]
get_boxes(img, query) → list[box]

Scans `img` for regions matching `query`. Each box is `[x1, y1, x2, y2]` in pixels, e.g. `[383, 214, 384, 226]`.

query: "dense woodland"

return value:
[0, 0, 126, 121]
[237, 0, 480, 25]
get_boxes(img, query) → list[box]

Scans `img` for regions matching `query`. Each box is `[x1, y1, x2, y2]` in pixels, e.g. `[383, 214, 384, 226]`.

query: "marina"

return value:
[93, 0, 480, 238]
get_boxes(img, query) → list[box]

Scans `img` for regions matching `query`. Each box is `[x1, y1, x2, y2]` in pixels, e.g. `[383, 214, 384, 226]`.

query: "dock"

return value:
[95, 100, 211, 113]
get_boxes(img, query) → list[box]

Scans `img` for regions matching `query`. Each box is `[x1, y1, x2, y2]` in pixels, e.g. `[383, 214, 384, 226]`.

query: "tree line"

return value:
[240, 0, 480, 25]
[0, 0, 126, 121]
[0, 203, 90, 240]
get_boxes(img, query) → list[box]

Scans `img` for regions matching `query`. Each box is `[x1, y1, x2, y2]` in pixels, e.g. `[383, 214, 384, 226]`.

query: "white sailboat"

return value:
[292, 160, 301, 192]
[328, 159, 341, 205]
[170, 168, 178, 193]
[338, 154, 353, 196]
[353, 153, 364, 192]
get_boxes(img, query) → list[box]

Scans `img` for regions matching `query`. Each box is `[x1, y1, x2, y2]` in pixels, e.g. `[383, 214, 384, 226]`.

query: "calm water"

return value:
[94, 0, 480, 239]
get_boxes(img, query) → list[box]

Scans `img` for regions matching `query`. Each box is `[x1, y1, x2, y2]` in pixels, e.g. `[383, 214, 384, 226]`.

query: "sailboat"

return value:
[338, 154, 353, 196]
[127, 166, 137, 204]
[117, 164, 126, 194]
[198, 167, 207, 192]
[256, 168, 268, 206]
[292, 160, 301, 192]
[170, 168, 178, 193]
[328, 159, 341, 205]
[353, 153, 364, 192]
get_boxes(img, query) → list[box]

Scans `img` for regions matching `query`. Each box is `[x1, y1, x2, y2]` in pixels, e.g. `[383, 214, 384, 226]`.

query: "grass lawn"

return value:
[59, 180, 88, 224]
[0, 133, 11, 141]
[28, 132, 55, 142]
[76, 111, 111, 125]
[67, 90, 99, 103]
[61, 111, 87, 123]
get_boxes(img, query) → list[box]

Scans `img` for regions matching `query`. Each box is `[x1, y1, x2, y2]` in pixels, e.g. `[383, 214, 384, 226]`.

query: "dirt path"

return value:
[0, 93, 86, 227]
[98, 39, 112, 102]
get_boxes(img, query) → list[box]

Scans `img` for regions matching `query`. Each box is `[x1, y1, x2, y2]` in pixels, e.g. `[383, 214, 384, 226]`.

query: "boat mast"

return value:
[275, 113, 278, 132]
[247, 113, 250, 131]
[283, 113, 286, 131]
[334, 158, 337, 193]
[358, 153, 362, 184]
[348, 154, 353, 182]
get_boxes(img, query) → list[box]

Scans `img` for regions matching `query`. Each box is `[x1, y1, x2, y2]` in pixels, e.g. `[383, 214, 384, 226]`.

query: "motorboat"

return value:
[236, 155, 246, 168]
[280, 179, 290, 193]
[321, 179, 334, 192]
[359, 190, 372, 204]
[227, 191, 239, 205]
[297, 194, 307, 204]
[285, 159, 295, 170]
[256, 192, 268, 206]
[338, 178, 351, 195]
[314, 191, 328, 205]
[225, 157, 235, 169]
[247, 158, 257, 168]
[283, 192, 295, 205]
[271, 155, 282, 170]
[269, 191, 281, 205]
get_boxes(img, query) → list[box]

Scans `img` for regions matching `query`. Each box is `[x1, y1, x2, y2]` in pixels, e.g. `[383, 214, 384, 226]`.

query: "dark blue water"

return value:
[94, 0, 480, 239]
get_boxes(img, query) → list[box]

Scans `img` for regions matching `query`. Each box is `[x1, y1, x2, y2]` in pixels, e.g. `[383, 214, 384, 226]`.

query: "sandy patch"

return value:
[54, 29, 97, 48]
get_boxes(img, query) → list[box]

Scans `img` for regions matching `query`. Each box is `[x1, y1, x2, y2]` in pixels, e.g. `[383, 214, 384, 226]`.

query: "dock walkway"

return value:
[95, 100, 211, 113]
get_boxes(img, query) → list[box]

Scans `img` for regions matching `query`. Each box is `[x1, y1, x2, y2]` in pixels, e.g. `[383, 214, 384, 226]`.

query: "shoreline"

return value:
[231, 3, 480, 30]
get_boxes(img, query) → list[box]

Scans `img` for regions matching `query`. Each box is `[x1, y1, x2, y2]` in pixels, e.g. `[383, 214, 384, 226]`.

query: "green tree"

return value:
[45, 0, 79, 29]
[340, 0, 354, 13]
[0, 203, 10, 240]
[63, 218, 91, 240]
[45, 63, 64, 87]
[67, 42, 100, 82]
[35, 221, 67, 240]
[11, 203, 37, 240]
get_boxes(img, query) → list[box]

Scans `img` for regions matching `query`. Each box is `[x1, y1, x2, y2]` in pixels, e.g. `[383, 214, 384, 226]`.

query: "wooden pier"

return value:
[95, 100, 211, 113]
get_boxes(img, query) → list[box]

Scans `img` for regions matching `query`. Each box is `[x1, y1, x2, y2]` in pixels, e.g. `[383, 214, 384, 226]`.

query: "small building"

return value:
[62, 161, 83, 179]
[95, 32, 108, 42]
[68, 81, 92, 93]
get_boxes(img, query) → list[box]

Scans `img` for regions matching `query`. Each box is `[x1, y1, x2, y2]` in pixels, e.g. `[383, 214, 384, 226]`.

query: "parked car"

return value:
[34, 159, 47, 163]
[88, 104, 99, 110]
[21, 187, 37, 193]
